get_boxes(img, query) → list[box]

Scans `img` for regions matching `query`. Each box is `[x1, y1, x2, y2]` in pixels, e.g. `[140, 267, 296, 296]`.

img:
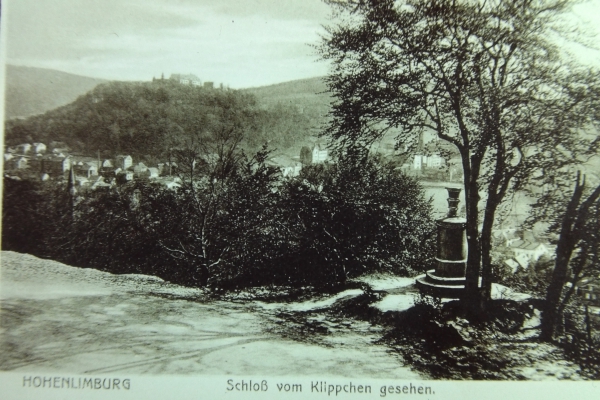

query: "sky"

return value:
[3, 0, 332, 88]
[3, 0, 600, 89]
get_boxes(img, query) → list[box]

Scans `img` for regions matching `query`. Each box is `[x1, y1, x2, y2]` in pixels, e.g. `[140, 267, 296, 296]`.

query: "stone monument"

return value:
[416, 187, 472, 298]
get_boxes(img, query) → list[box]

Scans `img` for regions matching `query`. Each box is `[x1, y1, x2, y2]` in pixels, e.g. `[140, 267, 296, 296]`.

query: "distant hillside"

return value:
[245, 76, 329, 104]
[4, 78, 321, 162]
[244, 77, 332, 139]
[4, 65, 106, 118]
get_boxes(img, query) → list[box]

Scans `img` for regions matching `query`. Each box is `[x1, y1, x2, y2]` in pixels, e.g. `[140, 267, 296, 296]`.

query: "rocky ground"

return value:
[0, 251, 591, 379]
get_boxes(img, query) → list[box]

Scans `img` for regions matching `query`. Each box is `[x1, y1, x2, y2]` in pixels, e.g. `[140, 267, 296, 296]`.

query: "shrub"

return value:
[275, 157, 436, 287]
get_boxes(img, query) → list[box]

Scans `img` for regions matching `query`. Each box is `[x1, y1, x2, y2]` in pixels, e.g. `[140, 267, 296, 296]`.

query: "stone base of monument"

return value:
[415, 187, 478, 299]
[415, 270, 482, 299]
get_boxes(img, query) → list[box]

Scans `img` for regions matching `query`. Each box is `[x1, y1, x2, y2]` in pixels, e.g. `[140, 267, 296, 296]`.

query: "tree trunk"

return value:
[540, 172, 588, 341]
[541, 174, 600, 341]
[198, 263, 210, 287]
[541, 239, 575, 341]
[463, 172, 483, 314]
[480, 199, 499, 301]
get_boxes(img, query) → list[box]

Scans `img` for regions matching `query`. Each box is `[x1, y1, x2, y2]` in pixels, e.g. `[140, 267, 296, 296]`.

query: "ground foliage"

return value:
[563, 332, 600, 379]
[240, 281, 593, 379]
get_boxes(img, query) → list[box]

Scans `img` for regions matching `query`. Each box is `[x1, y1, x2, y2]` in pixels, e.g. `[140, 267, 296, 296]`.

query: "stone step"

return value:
[415, 276, 465, 299]
[425, 270, 466, 286]
[415, 271, 483, 299]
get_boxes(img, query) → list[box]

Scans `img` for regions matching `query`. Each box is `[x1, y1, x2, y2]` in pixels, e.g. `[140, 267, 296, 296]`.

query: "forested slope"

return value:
[5, 79, 324, 162]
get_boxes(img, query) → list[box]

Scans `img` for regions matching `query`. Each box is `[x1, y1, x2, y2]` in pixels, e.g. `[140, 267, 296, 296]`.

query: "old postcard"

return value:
[1, 1, 600, 399]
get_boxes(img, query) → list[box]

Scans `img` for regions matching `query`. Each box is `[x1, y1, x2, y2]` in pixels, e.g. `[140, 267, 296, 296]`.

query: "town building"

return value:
[12, 156, 28, 170]
[116, 155, 133, 170]
[147, 167, 160, 179]
[16, 143, 32, 154]
[74, 162, 99, 178]
[41, 155, 71, 177]
[577, 279, 600, 306]
[413, 153, 445, 169]
[267, 155, 302, 177]
[311, 143, 328, 164]
[507, 239, 551, 269]
[116, 170, 134, 183]
[133, 162, 148, 175]
[32, 143, 47, 154]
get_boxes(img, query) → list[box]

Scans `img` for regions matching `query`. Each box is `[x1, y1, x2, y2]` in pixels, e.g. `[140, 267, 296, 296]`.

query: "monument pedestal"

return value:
[416, 188, 478, 298]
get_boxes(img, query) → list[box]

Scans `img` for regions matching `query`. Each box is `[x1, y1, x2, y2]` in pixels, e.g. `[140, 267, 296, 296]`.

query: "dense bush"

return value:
[274, 158, 436, 287]
[2, 178, 72, 257]
[2, 155, 435, 290]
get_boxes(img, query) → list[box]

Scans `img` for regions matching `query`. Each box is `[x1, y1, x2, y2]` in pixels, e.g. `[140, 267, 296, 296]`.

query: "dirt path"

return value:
[0, 251, 421, 378]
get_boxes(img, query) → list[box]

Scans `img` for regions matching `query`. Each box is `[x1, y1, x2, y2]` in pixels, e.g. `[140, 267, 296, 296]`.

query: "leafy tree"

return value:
[318, 0, 600, 310]
[206, 148, 284, 287]
[300, 146, 313, 165]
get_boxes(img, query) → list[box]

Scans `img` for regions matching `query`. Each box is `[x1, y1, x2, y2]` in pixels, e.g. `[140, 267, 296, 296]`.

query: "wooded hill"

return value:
[244, 77, 330, 122]
[5, 77, 331, 162]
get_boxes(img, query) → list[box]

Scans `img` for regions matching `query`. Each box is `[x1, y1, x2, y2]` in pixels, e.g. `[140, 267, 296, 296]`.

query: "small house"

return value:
[13, 157, 28, 169]
[147, 167, 159, 179]
[117, 170, 134, 183]
[75, 176, 89, 187]
[161, 161, 178, 176]
[577, 279, 600, 306]
[268, 155, 302, 177]
[414, 153, 445, 170]
[74, 162, 99, 178]
[508, 240, 550, 268]
[116, 155, 133, 170]
[133, 162, 149, 178]
[52, 148, 69, 156]
[17, 143, 32, 154]
[160, 177, 181, 190]
[32, 143, 47, 154]
[312, 143, 328, 164]
[504, 259, 520, 274]
[90, 176, 112, 190]
[41, 156, 71, 176]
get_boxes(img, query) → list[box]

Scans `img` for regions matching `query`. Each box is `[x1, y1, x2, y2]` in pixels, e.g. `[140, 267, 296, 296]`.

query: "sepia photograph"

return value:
[1, 0, 600, 399]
